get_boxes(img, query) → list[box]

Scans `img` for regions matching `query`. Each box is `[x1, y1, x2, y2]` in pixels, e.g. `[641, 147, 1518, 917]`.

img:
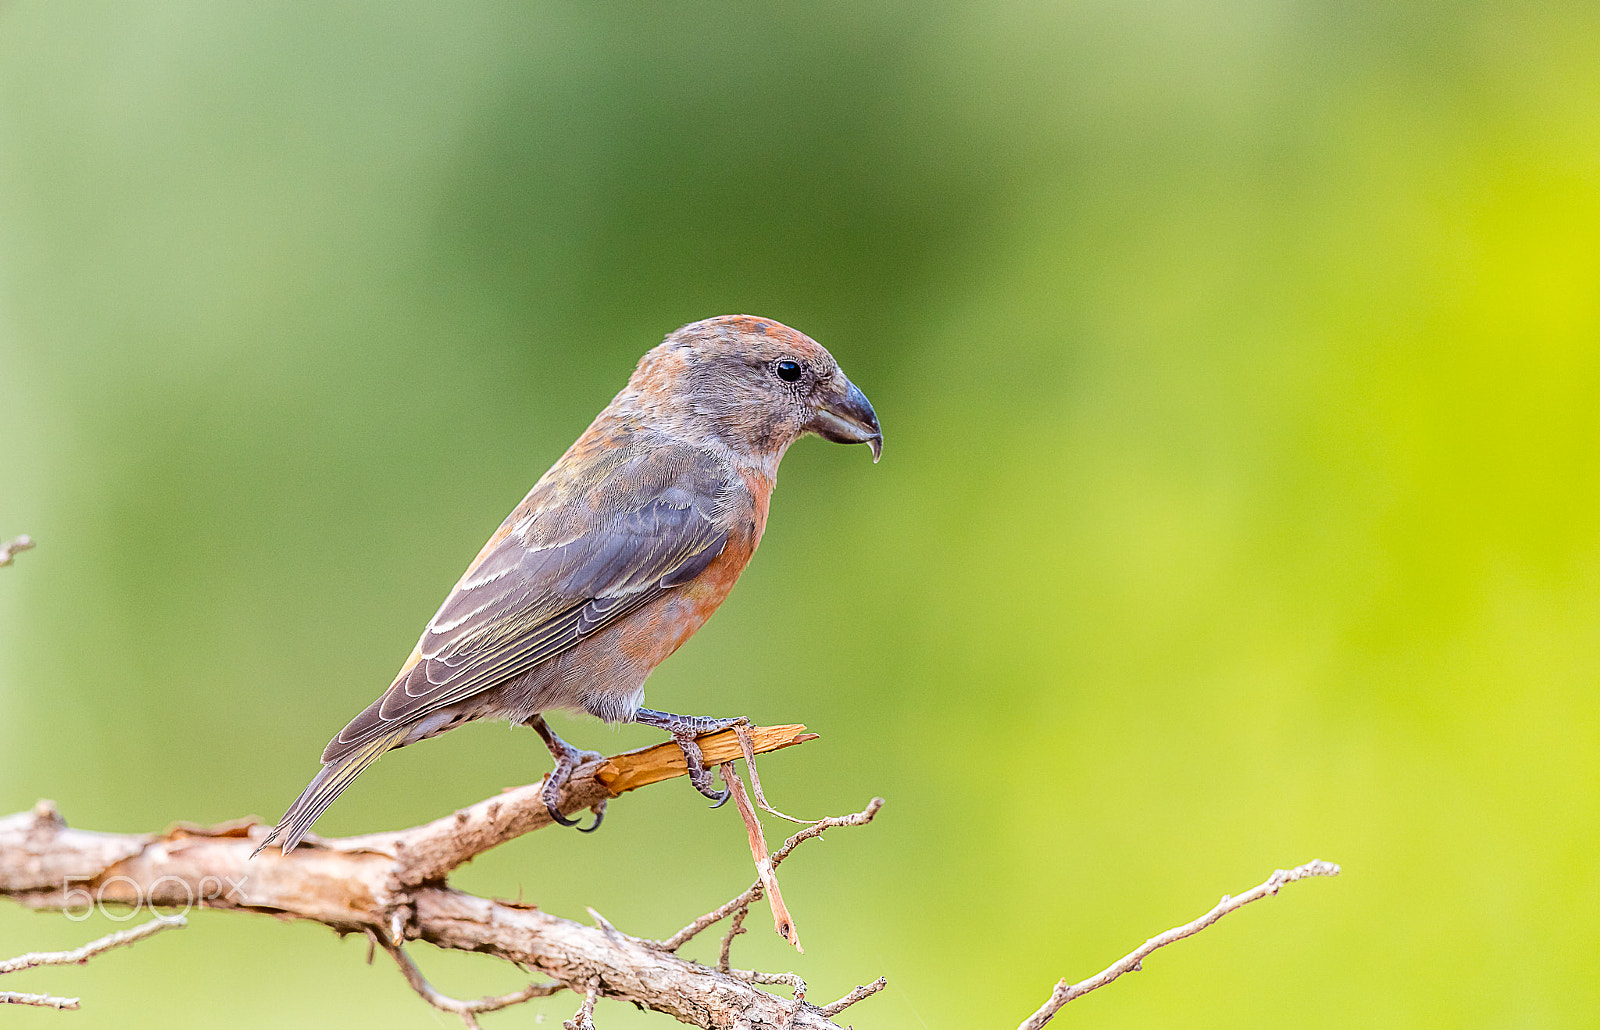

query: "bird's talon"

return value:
[545, 797, 582, 827]
[708, 788, 731, 809]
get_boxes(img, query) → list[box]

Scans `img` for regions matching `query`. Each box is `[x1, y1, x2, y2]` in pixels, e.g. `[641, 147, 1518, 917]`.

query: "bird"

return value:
[256, 315, 882, 854]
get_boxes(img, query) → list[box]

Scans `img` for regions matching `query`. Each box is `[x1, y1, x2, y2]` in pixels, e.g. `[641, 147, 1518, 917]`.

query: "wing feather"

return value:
[323, 442, 736, 762]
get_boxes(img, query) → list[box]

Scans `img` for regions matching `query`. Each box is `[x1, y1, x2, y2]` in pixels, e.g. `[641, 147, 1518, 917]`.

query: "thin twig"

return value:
[0, 915, 184, 1012]
[1017, 859, 1342, 1030]
[563, 980, 598, 1030]
[814, 976, 887, 1018]
[717, 895, 754, 972]
[769, 797, 884, 867]
[734, 721, 810, 824]
[384, 938, 563, 1029]
[0, 915, 185, 975]
[1, 990, 79, 1009]
[654, 890, 754, 954]
[721, 762, 799, 950]
[652, 797, 884, 953]
[0, 534, 34, 567]
[727, 967, 807, 999]
[586, 907, 620, 934]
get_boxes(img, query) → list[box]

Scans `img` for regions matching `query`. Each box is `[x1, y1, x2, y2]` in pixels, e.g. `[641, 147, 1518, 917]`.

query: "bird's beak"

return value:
[807, 372, 883, 463]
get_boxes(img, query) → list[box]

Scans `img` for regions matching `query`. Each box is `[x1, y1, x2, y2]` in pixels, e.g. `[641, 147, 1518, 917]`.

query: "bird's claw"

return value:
[673, 728, 736, 805]
[528, 714, 606, 833]
[631, 708, 748, 807]
[542, 780, 605, 832]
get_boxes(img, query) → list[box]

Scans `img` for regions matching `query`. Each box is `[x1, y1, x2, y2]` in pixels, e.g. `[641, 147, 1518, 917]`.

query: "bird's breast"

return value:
[616, 473, 771, 669]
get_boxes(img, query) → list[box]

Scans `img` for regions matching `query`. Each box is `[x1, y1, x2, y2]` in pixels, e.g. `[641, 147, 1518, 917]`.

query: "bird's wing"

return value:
[324, 439, 736, 761]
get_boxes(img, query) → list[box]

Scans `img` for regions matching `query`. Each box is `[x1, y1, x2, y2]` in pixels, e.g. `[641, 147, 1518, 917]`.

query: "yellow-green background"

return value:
[2, 2, 1597, 1027]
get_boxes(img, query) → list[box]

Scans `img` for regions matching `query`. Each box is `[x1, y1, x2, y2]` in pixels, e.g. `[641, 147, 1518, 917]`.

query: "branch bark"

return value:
[0, 725, 881, 1028]
[1017, 859, 1342, 1029]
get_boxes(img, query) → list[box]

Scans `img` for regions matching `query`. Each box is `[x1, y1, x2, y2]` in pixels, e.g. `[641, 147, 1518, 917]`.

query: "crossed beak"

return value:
[807, 372, 883, 463]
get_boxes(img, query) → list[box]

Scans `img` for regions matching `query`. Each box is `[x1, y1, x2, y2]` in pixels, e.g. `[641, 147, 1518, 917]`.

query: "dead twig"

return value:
[651, 797, 884, 955]
[814, 976, 887, 1018]
[0, 915, 185, 1010]
[720, 762, 798, 950]
[0, 990, 78, 1009]
[726, 967, 806, 999]
[653, 889, 756, 955]
[1017, 859, 1343, 1030]
[563, 979, 599, 1030]
[0, 915, 184, 975]
[733, 721, 809, 824]
[384, 938, 563, 1029]
[717, 896, 753, 973]
[0, 534, 33, 567]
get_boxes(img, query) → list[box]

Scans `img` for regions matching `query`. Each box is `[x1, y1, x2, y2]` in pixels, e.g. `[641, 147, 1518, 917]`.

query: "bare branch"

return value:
[563, 980, 599, 1030]
[594, 724, 819, 796]
[0, 915, 185, 1012]
[1017, 859, 1343, 1030]
[0, 732, 868, 1029]
[652, 797, 884, 954]
[0, 534, 33, 567]
[654, 888, 757, 955]
[384, 938, 563, 1029]
[815, 976, 887, 1018]
[343, 723, 818, 887]
[717, 896, 753, 973]
[720, 762, 798, 950]
[1, 989, 79, 1009]
[769, 797, 884, 866]
[0, 915, 184, 974]
[726, 967, 806, 998]
[733, 721, 810, 824]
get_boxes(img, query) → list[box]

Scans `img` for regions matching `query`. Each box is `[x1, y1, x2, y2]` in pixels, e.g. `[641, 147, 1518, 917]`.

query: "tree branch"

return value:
[326, 723, 815, 887]
[382, 937, 564, 1029]
[0, 915, 185, 1010]
[1017, 859, 1342, 1029]
[563, 979, 599, 1030]
[0, 726, 885, 1028]
[815, 976, 888, 1018]
[0, 990, 79, 1010]
[719, 761, 797, 949]
[0, 534, 33, 567]
[651, 797, 883, 955]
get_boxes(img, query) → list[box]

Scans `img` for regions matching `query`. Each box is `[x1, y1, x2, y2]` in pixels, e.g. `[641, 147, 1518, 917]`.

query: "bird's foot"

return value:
[632, 709, 749, 806]
[526, 715, 606, 832]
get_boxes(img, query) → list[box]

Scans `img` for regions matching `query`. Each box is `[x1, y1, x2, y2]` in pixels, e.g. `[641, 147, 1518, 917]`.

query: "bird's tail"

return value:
[253, 727, 410, 856]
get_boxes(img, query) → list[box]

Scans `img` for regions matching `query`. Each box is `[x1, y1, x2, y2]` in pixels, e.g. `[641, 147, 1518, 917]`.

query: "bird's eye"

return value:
[775, 360, 803, 383]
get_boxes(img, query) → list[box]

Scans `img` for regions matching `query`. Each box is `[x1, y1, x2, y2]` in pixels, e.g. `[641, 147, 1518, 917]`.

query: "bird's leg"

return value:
[526, 715, 606, 833]
[632, 708, 748, 806]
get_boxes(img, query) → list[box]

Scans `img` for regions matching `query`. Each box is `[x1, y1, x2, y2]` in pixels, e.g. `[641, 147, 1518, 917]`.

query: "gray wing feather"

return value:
[322, 452, 734, 762]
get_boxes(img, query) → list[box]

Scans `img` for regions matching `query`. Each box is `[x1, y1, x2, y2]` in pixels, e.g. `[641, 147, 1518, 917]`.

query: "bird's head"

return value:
[620, 315, 883, 471]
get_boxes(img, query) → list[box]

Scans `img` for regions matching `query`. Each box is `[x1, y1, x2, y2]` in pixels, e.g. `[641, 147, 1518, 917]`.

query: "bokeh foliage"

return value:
[2, 2, 1598, 1027]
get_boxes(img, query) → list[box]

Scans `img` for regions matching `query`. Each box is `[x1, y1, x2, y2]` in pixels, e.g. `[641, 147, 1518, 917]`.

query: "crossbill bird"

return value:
[257, 315, 882, 853]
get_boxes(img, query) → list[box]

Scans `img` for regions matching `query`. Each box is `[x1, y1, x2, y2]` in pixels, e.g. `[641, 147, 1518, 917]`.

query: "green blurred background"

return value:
[2, 2, 1597, 1027]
